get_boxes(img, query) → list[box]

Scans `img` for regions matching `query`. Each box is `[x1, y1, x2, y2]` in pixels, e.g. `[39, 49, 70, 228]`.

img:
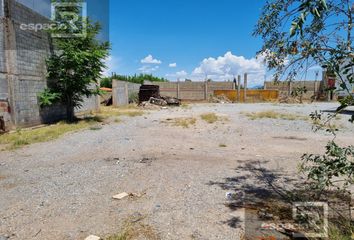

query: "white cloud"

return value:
[138, 65, 159, 73]
[102, 56, 120, 77]
[169, 63, 177, 68]
[141, 54, 162, 64]
[192, 51, 266, 86]
[166, 70, 188, 79]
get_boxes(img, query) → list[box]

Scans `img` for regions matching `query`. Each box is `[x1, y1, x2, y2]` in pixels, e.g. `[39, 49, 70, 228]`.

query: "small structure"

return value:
[139, 85, 160, 103]
[138, 85, 181, 106]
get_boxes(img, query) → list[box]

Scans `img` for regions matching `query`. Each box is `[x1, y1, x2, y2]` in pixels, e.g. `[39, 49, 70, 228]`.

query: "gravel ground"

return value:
[0, 102, 353, 240]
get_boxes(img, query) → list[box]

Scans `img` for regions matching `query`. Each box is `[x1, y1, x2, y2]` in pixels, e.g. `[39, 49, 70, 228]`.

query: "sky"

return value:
[20, 0, 322, 86]
[107, 0, 271, 85]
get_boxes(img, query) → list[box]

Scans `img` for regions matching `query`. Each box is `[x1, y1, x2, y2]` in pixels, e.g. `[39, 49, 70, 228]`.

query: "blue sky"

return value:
[107, 0, 270, 85]
[22, 0, 321, 86]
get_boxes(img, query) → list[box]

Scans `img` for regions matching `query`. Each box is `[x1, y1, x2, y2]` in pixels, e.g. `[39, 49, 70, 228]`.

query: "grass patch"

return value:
[98, 106, 144, 118]
[163, 117, 197, 128]
[200, 113, 219, 123]
[0, 106, 144, 150]
[181, 103, 191, 109]
[0, 118, 99, 150]
[200, 113, 229, 124]
[219, 144, 227, 148]
[89, 125, 103, 131]
[242, 110, 309, 121]
[328, 223, 354, 240]
[105, 222, 159, 240]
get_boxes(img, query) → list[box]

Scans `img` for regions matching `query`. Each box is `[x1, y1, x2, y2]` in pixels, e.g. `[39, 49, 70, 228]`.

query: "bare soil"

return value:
[0, 103, 353, 240]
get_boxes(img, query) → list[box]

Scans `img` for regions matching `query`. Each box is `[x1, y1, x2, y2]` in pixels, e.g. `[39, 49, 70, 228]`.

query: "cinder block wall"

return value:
[0, 0, 12, 129]
[264, 81, 323, 100]
[144, 81, 235, 101]
[112, 80, 141, 106]
[0, 0, 99, 129]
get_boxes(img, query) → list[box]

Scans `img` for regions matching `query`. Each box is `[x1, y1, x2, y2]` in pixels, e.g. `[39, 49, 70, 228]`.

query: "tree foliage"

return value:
[100, 74, 168, 88]
[255, 0, 354, 190]
[38, 89, 61, 107]
[301, 141, 354, 190]
[37, 0, 110, 121]
[254, 0, 353, 107]
[100, 77, 113, 88]
[112, 74, 168, 85]
[45, 21, 109, 121]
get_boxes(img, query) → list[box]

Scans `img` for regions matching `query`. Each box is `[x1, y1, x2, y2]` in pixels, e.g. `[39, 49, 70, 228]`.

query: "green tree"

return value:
[46, 21, 110, 121]
[112, 74, 168, 85]
[255, 0, 354, 190]
[99, 74, 168, 88]
[100, 77, 113, 88]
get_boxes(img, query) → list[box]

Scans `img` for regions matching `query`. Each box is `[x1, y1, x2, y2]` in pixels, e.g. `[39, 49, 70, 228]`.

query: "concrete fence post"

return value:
[112, 80, 117, 106]
[244, 73, 248, 102]
[177, 81, 180, 99]
[237, 75, 241, 102]
[125, 82, 129, 104]
[288, 81, 293, 96]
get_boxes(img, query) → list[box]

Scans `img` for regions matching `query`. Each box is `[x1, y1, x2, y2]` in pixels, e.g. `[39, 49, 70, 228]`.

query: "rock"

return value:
[85, 235, 100, 240]
[226, 191, 244, 200]
[258, 208, 274, 220]
[112, 192, 129, 200]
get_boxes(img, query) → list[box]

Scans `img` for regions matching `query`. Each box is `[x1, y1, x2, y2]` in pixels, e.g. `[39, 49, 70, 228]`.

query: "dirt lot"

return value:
[0, 103, 353, 240]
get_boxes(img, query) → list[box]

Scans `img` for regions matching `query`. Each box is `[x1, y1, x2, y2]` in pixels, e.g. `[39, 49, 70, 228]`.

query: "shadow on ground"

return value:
[208, 160, 352, 239]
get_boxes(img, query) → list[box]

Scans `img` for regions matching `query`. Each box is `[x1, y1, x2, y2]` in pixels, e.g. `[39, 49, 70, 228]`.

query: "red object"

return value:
[328, 76, 336, 88]
[100, 87, 112, 92]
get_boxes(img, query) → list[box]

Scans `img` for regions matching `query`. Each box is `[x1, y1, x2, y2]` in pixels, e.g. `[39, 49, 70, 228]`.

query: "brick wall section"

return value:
[0, 0, 99, 129]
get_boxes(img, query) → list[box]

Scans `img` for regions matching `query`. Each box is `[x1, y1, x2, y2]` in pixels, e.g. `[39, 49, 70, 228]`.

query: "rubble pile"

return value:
[210, 94, 232, 104]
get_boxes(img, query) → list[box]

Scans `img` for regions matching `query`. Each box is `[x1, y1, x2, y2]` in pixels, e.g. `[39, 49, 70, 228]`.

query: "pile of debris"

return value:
[139, 85, 181, 107]
[210, 94, 232, 104]
[278, 94, 301, 104]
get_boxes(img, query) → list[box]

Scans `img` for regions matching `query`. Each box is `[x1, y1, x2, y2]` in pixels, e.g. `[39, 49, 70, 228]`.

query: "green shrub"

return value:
[38, 89, 60, 107]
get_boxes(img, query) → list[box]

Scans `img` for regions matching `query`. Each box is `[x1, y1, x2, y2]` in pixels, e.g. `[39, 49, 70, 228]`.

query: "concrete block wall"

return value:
[75, 94, 100, 114]
[112, 80, 141, 106]
[0, 0, 99, 128]
[144, 81, 236, 101]
[206, 82, 234, 97]
[265, 81, 322, 100]
[179, 82, 205, 100]
[152, 82, 178, 98]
